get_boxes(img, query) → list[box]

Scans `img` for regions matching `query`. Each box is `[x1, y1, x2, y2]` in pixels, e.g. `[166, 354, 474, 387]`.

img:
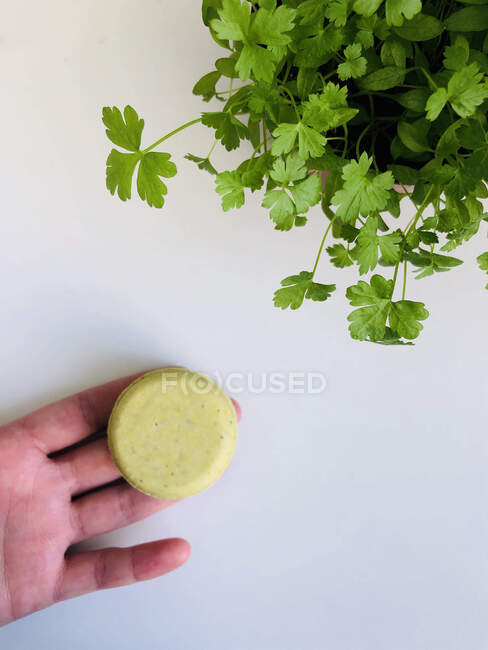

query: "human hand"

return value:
[0, 373, 241, 626]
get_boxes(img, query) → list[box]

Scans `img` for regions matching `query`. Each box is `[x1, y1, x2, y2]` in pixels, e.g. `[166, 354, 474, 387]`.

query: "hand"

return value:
[0, 373, 241, 626]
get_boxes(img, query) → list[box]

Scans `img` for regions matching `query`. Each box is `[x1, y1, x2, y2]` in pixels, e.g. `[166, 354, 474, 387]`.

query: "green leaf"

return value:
[102, 106, 144, 152]
[106, 150, 140, 201]
[347, 274, 428, 341]
[270, 123, 300, 157]
[346, 274, 393, 341]
[444, 44, 469, 73]
[327, 243, 354, 268]
[192, 71, 222, 101]
[325, 0, 352, 26]
[397, 119, 431, 152]
[385, 0, 421, 27]
[388, 164, 419, 185]
[381, 38, 408, 69]
[445, 6, 488, 32]
[269, 153, 308, 185]
[301, 83, 359, 131]
[353, 0, 382, 17]
[338, 43, 367, 80]
[446, 63, 488, 119]
[271, 122, 327, 159]
[210, 0, 251, 41]
[395, 88, 429, 112]
[353, 215, 401, 274]
[289, 174, 322, 213]
[136, 152, 178, 209]
[332, 152, 394, 221]
[215, 170, 245, 210]
[103, 105, 177, 208]
[358, 66, 406, 91]
[425, 88, 448, 121]
[215, 56, 238, 78]
[478, 252, 488, 288]
[201, 111, 249, 150]
[388, 300, 429, 339]
[274, 271, 336, 309]
[262, 188, 296, 230]
[393, 13, 444, 41]
[307, 149, 346, 173]
[238, 151, 274, 190]
[211, 0, 296, 82]
[185, 153, 218, 175]
[248, 83, 280, 121]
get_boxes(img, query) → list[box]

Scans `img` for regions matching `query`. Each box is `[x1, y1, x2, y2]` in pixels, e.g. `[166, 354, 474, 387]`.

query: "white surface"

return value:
[1, 2, 488, 649]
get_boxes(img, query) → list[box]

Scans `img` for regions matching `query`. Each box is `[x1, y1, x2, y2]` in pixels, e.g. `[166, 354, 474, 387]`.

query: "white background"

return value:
[1, 2, 488, 648]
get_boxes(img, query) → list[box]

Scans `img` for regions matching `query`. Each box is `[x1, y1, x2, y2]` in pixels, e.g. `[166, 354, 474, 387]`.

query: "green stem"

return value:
[404, 186, 435, 237]
[143, 118, 202, 153]
[356, 123, 372, 159]
[312, 216, 336, 278]
[263, 121, 268, 152]
[279, 85, 300, 120]
[419, 67, 438, 90]
[392, 262, 400, 293]
[207, 139, 217, 159]
[281, 61, 291, 85]
[402, 260, 407, 300]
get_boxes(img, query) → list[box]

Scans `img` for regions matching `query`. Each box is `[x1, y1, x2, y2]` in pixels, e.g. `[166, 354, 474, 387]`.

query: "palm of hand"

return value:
[0, 374, 194, 626]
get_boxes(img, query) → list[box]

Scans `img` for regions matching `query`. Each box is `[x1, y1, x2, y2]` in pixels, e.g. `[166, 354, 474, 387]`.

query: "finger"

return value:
[71, 482, 177, 544]
[13, 372, 148, 454]
[57, 538, 190, 602]
[56, 437, 120, 496]
[231, 398, 242, 422]
[58, 397, 241, 496]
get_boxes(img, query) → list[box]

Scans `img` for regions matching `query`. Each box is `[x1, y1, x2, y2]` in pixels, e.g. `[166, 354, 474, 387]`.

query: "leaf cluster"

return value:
[103, 0, 488, 344]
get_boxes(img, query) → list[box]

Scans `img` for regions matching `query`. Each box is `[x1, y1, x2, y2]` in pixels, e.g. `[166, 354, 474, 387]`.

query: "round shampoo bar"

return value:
[108, 368, 238, 500]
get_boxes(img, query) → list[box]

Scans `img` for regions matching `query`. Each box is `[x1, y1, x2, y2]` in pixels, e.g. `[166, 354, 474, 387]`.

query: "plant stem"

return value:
[207, 139, 217, 159]
[404, 186, 435, 237]
[356, 123, 372, 159]
[279, 85, 300, 120]
[143, 118, 202, 153]
[342, 124, 348, 158]
[402, 260, 408, 300]
[312, 216, 336, 278]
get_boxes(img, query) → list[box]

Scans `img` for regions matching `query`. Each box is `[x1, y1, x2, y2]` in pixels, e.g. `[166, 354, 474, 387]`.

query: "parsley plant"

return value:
[103, 0, 488, 344]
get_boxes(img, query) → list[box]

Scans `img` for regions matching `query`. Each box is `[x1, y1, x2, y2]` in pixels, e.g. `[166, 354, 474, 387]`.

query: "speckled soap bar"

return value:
[108, 368, 238, 500]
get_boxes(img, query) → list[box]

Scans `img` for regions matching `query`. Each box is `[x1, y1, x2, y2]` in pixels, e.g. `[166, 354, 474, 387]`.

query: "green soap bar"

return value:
[108, 368, 238, 499]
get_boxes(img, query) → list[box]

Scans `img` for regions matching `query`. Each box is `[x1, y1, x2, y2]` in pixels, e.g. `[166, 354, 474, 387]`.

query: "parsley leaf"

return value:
[263, 154, 321, 229]
[385, 0, 421, 27]
[427, 63, 488, 121]
[353, 216, 402, 274]
[103, 105, 177, 208]
[338, 44, 367, 80]
[274, 271, 336, 310]
[346, 274, 393, 341]
[215, 171, 245, 211]
[271, 122, 327, 159]
[302, 81, 359, 131]
[346, 274, 428, 342]
[327, 243, 354, 268]
[185, 153, 217, 175]
[201, 111, 249, 150]
[332, 153, 394, 221]
[210, 0, 296, 82]
[136, 153, 178, 208]
[477, 252, 488, 289]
